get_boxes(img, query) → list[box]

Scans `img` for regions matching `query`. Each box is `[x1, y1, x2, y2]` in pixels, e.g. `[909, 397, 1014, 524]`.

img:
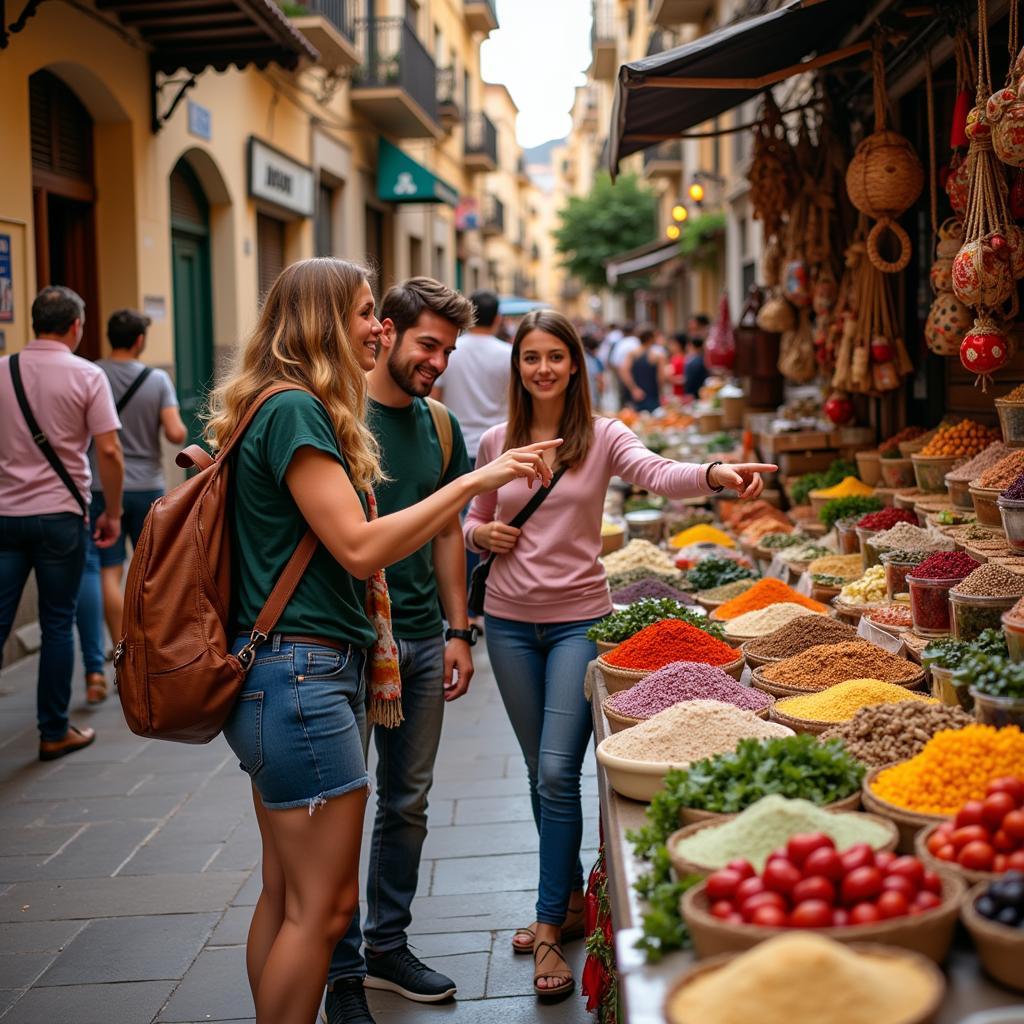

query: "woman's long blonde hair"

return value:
[204, 257, 382, 490]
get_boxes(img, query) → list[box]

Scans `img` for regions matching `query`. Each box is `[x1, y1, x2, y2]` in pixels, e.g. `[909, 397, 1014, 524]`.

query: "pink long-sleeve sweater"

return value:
[463, 417, 717, 623]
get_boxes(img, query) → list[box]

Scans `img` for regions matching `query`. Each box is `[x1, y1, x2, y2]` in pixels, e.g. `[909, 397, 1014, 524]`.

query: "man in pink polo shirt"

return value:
[0, 286, 124, 760]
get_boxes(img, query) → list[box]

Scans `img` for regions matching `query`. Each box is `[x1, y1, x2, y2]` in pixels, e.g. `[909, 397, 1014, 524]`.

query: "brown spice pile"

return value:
[820, 701, 974, 767]
[976, 450, 1024, 489]
[760, 640, 921, 691]
[952, 563, 1024, 597]
[1001, 383, 1024, 402]
[946, 442, 1010, 482]
[745, 617, 858, 660]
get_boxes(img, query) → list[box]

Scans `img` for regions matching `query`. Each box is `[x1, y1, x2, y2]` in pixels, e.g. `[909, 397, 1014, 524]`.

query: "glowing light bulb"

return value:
[666, 224, 681, 240]
[672, 204, 687, 222]
[688, 182, 705, 202]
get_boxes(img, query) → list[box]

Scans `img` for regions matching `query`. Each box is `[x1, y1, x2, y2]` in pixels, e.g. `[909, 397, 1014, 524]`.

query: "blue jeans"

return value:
[75, 541, 106, 675]
[330, 633, 446, 981]
[484, 613, 600, 925]
[90, 488, 162, 567]
[0, 513, 88, 741]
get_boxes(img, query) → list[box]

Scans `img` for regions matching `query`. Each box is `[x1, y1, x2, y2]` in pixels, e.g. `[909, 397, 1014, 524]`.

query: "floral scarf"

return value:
[364, 490, 403, 727]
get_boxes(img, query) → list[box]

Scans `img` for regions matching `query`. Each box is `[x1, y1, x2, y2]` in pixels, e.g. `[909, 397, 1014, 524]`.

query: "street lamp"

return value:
[666, 224, 681, 240]
[671, 204, 688, 222]
[688, 182, 705, 203]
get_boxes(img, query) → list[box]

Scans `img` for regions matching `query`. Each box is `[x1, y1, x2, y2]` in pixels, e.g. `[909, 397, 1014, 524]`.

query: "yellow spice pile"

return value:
[775, 681, 935, 724]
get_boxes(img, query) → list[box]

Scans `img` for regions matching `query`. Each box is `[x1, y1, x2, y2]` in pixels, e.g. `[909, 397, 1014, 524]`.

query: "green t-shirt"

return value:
[368, 397, 470, 639]
[232, 391, 376, 650]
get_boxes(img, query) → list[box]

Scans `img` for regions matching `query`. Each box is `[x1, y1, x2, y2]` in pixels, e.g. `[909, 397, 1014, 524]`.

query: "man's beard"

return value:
[388, 349, 436, 398]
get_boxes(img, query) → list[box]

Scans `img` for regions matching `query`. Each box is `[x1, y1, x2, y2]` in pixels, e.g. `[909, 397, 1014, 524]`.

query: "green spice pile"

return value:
[760, 640, 921, 691]
[586, 598, 725, 645]
[953, 563, 1024, 596]
[758, 532, 807, 550]
[685, 557, 755, 592]
[819, 701, 974, 766]
[695, 578, 757, 603]
[743, 615, 858, 660]
[669, 794, 892, 871]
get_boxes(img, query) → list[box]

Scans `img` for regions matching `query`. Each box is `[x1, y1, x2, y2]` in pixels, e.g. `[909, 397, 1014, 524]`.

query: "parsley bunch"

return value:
[953, 651, 1024, 699]
[819, 495, 882, 530]
[685, 557, 754, 592]
[922, 629, 1007, 671]
[586, 599, 725, 644]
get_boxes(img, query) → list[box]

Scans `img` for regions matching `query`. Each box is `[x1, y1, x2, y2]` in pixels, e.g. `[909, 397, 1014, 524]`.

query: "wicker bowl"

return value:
[769, 704, 836, 736]
[676, 788, 862, 826]
[880, 456, 916, 489]
[595, 639, 618, 656]
[601, 695, 773, 734]
[960, 880, 1024, 992]
[668, 810, 898, 879]
[914, 823, 1006, 886]
[695, 594, 725, 612]
[595, 656, 649, 694]
[750, 663, 926, 699]
[663, 943, 946, 1024]
[862, 766, 951, 854]
[680, 872, 963, 964]
[739, 641, 786, 670]
[856, 450, 882, 487]
[970, 485, 1004, 529]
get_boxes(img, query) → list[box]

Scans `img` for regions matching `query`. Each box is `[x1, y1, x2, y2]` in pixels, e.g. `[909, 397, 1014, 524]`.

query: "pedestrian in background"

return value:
[581, 329, 604, 403]
[205, 257, 558, 1024]
[0, 286, 123, 760]
[605, 320, 638, 409]
[665, 331, 688, 401]
[76, 309, 186, 704]
[464, 309, 773, 1001]
[683, 331, 710, 398]
[325, 277, 476, 1023]
[619, 323, 666, 412]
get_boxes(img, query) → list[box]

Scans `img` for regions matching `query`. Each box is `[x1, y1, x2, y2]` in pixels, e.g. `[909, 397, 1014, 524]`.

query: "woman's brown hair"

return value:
[504, 309, 594, 470]
[203, 257, 382, 490]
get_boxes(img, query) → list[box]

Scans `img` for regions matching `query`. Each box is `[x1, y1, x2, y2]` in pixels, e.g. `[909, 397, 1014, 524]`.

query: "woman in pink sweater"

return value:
[463, 310, 772, 999]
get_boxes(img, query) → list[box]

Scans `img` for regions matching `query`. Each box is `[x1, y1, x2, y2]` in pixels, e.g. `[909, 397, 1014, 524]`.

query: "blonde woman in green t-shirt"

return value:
[203, 257, 559, 1024]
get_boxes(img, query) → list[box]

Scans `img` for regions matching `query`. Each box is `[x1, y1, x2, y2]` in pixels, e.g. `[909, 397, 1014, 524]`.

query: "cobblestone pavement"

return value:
[0, 647, 598, 1023]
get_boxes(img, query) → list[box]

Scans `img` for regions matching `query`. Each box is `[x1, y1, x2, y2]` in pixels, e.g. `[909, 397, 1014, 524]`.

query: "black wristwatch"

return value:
[445, 626, 480, 646]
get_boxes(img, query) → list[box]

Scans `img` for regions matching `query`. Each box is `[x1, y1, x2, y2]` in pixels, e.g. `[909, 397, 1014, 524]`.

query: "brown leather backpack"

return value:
[115, 384, 317, 743]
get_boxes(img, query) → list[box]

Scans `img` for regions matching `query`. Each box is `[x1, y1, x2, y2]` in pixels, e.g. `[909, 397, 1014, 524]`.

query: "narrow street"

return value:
[0, 649, 598, 1023]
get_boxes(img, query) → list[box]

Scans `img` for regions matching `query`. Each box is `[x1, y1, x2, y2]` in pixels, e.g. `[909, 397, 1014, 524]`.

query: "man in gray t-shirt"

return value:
[76, 311, 186, 702]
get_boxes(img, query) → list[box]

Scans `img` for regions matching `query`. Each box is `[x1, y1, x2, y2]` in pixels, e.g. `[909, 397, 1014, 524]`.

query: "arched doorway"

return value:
[169, 159, 214, 445]
[29, 70, 100, 359]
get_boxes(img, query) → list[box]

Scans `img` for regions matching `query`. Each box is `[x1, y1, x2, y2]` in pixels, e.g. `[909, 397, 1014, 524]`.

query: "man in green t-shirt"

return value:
[326, 279, 476, 1023]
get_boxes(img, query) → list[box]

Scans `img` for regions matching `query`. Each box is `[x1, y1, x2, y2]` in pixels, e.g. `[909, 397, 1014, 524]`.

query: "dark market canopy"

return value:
[608, 0, 869, 177]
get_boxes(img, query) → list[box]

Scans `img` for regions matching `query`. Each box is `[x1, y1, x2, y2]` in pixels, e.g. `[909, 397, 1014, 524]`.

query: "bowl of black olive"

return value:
[961, 872, 1024, 992]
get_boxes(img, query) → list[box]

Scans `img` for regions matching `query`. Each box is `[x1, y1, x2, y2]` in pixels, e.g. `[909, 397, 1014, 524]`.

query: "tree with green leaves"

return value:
[553, 172, 658, 292]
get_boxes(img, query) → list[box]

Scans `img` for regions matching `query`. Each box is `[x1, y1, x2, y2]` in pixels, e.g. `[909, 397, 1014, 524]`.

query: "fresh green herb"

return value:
[586, 598, 726, 644]
[624, 494, 666, 514]
[935, 509, 973, 525]
[922, 629, 1007, 670]
[706, 432, 737, 454]
[819, 495, 883, 530]
[791, 460, 858, 506]
[953, 650, 1024, 699]
[685, 557, 755, 592]
[811, 573, 847, 587]
[759, 532, 806, 550]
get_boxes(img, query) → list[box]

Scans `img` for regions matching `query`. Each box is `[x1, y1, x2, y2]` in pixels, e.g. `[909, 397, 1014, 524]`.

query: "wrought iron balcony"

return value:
[482, 195, 505, 235]
[436, 66, 460, 130]
[643, 139, 683, 177]
[591, 0, 617, 80]
[464, 111, 498, 172]
[288, 0, 359, 70]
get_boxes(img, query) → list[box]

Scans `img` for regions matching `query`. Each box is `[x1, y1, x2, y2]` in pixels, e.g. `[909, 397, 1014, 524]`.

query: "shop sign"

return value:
[455, 197, 479, 231]
[248, 137, 314, 218]
[188, 101, 212, 141]
[377, 139, 458, 207]
[0, 234, 12, 323]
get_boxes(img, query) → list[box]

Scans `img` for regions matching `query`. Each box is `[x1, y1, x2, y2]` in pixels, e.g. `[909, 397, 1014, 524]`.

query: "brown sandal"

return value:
[85, 673, 108, 705]
[512, 925, 536, 954]
[512, 893, 586, 954]
[533, 940, 574, 1000]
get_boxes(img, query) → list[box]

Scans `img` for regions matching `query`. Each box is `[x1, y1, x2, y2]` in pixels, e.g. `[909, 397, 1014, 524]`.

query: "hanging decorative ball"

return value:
[869, 336, 895, 364]
[756, 294, 796, 333]
[988, 86, 1024, 166]
[945, 151, 970, 216]
[925, 293, 972, 357]
[812, 273, 838, 316]
[846, 130, 924, 219]
[823, 392, 855, 425]
[960, 316, 1010, 391]
[936, 217, 966, 258]
[952, 235, 1017, 308]
[930, 258, 953, 293]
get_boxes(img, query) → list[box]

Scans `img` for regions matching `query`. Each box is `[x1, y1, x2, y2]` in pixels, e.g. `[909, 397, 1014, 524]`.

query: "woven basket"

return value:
[750, 663, 926, 699]
[914, 823, 1005, 886]
[768, 704, 835, 736]
[862, 766, 950, 854]
[663, 944, 945, 1023]
[856, 450, 882, 487]
[680, 872, 962, 964]
[695, 595, 725, 612]
[595, 640, 618, 657]
[668, 808, 899, 879]
[595, 656, 649, 694]
[601, 695, 772, 735]
[739, 641, 785, 670]
[677, 788, 862, 826]
[960, 880, 1024, 992]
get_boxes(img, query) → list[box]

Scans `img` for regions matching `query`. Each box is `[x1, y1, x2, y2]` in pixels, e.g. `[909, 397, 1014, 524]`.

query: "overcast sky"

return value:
[480, 0, 593, 149]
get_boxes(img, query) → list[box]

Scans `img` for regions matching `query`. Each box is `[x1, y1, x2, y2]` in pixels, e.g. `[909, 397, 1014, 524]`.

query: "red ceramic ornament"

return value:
[870, 336, 894, 363]
[823, 392, 854, 424]
[960, 317, 1010, 392]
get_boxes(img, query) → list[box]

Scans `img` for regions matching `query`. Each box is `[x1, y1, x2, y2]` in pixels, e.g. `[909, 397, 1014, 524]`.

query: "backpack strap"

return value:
[115, 366, 154, 414]
[425, 396, 453, 483]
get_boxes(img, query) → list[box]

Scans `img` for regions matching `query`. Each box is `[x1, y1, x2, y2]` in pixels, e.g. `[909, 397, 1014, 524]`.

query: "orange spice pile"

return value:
[713, 578, 828, 621]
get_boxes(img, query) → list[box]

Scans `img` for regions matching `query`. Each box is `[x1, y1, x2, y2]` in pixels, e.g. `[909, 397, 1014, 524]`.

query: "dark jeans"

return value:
[0, 513, 88, 740]
[329, 633, 446, 981]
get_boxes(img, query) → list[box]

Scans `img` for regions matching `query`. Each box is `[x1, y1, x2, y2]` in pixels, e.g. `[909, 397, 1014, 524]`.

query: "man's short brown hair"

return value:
[381, 277, 475, 343]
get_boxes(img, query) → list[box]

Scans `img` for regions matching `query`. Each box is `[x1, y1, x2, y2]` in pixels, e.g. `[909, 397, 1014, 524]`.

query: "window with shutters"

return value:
[29, 70, 94, 187]
[257, 213, 286, 303]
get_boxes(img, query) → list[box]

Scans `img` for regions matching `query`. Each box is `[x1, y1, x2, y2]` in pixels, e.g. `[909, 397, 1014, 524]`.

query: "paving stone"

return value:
[430, 776, 544, 801]
[40, 913, 219, 985]
[0, 824, 86, 857]
[230, 870, 262, 907]
[157, 946, 252, 1022]
[0, 801, 59, 828]
[423, 821, 540, 859]
[431, 755, 508, 782]
[485, 931, 589, 998]
[0, 989, 21, 1016]
[208, 906, 250, 947]
[0, 980, 176, 1024]
[37, 793, 183, 825]
[406, 890, 537, 934]
[406, 931, 493, 957]
[0, 919, 85, 954]
[453, 795, 537, 826]
[367, 992, 592, 1023]
[0, 950, 55, 988]
[431, 847, 598, 896]
[119, 839, 226, 876]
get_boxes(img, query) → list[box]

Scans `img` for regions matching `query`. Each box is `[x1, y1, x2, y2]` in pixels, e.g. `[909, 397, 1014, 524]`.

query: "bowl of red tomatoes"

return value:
[680, 830, 965, 964]
[917, 776, 1024, 885]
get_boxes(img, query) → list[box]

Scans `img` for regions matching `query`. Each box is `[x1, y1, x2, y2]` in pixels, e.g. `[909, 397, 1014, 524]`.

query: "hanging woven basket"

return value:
[925, 292, 973, 356]
[846, 130, 925, 220]
[952, 233, 1017, 307]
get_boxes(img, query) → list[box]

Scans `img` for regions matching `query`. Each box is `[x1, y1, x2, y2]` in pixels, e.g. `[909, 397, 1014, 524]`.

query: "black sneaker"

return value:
[364, 945, 457, 1003]
[322, 977, 376, 1024]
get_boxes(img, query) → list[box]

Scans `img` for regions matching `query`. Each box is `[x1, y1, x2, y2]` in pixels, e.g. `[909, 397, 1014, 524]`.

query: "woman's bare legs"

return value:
[253, 786, 367, 1024]
[246, 789, 285, 1000]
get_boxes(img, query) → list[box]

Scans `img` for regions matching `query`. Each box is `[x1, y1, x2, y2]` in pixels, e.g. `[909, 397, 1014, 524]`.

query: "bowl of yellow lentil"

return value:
[770, 680, 939, 736]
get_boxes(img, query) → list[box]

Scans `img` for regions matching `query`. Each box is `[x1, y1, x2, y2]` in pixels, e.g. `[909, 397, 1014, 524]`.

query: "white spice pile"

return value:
[871, 522, 954, 553]
[724, 602, 820, 639]
[601, 699, 791, 764]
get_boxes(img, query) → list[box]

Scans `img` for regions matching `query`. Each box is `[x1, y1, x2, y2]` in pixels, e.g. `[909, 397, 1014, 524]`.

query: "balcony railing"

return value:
[643, 139, 683, 171]
[352, 16, 439, 124]
[297, 0, 355, 42]
[592, 0, 615, 40]
[482, 196, 505, 234]
[465, 112, 498, 165]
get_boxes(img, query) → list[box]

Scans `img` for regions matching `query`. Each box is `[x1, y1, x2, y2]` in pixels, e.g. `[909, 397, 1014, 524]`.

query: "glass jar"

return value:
[970, 688, 1024, 728]
[835, 516, 861, 555]
[948, 590, 1020, 642]
[906, 574, 961, 636]
[881, 553, 925, 601]
[929, 664, 959, 705]
[995, 396, 1024, 449]
[855, 526, 880, 571]
[997, 496, 1024, 552]
[1002, 610, 1024, 663]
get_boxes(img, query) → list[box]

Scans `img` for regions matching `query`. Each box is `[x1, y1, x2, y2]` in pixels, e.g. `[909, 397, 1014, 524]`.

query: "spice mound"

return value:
[820, 702, 974, 767]
[744, 616, 858, 660]
[668, 523, 734, 548]
[665, 933, 940, 1024]
[1001, 471, 1024, 500]
[857, 508, 917, 531]
[911, 550, 980, 579]
[871, 522, 952, 553]
[714, 578, 827, 621]
[611, 579, 694, 605]
[866, 604, 914, 629]
[603, 619, 738, 671]
[695, 578, 757, 603]
[605, 661, 771, 721]
[599, 699, 789, 765]
[670, 794, 893, 872]
[870, 724, 1024, 814]
[953, 563, 1024, 597]
[606, 565, 691, 592]
[838, 565, 887, 604]
[810, 476, 875, 499]
[977, 450, 1024, 490]
[775, 681, 935, 724]
[723, 603, 819, 639]
[760, 640, 920, 692]
[602, 539, 676, 574]
[807, 554, 864, 581]
[946, 442, 1010, 482]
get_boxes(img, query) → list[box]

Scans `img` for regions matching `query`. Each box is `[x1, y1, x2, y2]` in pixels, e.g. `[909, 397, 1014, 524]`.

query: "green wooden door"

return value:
[169, 162, 213, 445]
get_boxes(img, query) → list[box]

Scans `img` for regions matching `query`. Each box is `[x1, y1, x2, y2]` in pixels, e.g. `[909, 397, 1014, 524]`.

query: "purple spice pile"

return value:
[606, 660, 771, 720]
[1001, 471, 1024, 501]
[611, 579, 696, 605]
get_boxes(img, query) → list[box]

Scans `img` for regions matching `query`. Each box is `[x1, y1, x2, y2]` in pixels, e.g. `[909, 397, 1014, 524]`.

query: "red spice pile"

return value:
[911, 551, 980, 580]
[857, 508, 918, 531]
[604, 619, 737, 671]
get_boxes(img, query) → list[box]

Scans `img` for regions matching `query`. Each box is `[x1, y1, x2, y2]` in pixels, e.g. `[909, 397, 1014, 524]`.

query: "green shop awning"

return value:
[378, 140, 458, 206]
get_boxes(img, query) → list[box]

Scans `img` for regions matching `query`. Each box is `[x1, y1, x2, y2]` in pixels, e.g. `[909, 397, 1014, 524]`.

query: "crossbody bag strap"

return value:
[9, 353, 89, 519]
[115, 366, 154, 414]
[482, 464, 568, 567]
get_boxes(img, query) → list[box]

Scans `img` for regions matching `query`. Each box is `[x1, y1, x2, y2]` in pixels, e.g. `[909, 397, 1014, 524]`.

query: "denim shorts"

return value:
[223, 635, 369, 812]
